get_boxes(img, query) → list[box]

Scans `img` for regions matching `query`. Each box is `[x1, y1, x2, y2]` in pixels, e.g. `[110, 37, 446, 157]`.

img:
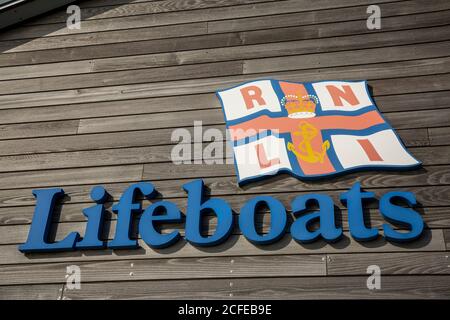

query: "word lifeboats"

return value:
[19, 180, 424, 253]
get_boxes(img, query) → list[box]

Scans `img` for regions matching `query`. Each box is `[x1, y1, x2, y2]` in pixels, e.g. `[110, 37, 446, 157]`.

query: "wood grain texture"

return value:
[0, 126, 431, 157]
[0, 283, 62, 300]
[0, 61, 244, 95]
[0, 0, 397, 40]
[429, 127, 450, 146]
[1, 41, 449, 94]
[327, 252, 450, 275]
[26, 0, 281, 26]
[0, 143, 446, 173]
[0, 230, 445, 266]
[0, 162, 448, 207]
[0, 143, 445, 186]
[0, 254, 326, 285]
[0, 67, 447, 111]
[60, 275, 450, 299]
[2, 23, 450, 81]
[243, 41, 450, 74]
[0, 165, 143, 190]
[2, 9, 448, 67]
[444, 229, 450, 251]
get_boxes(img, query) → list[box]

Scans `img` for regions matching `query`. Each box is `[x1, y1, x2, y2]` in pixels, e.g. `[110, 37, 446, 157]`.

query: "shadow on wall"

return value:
[0, 0, 150, 57]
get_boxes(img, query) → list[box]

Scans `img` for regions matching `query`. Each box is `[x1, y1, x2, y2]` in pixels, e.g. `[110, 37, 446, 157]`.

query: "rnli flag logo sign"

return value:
[216, 79, 421, 184]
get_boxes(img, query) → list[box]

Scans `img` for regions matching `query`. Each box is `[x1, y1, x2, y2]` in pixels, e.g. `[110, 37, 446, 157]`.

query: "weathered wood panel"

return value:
[2, 8, 448, 67]
[327, 252, 450, 275]
[0, 0, 448, 299]
[0, 254, 326, 285]
[0, 165, 144, 190]
[0, 161, 448, 207]
[0, 143, 447, 173]
[0, 69, 447, 111]
[0, 284, 62, 300]
[3, 0, 398, 38]
[0, 230, 445, 266]
[429, 127, 450, 146]
[0, 126, 431, 157]
[2, 41, 449, 95]
[444, 229, 450, 251]
[60, 275, 450, 299]
[2, 24, 450, 81]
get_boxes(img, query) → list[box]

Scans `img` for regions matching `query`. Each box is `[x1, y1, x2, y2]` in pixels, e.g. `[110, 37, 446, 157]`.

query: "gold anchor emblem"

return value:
[287, 122, 330, 163]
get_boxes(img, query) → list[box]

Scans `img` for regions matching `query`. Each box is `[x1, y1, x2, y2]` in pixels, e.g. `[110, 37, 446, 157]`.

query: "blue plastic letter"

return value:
[76, 186, 108, 249]
[183, 179, 233, 246]
[380, 191, 424, 242]
[108, 182, 156, 249]
[239, 196, 287, 244]
[290, 194, 342, 243]
[19, 189, 79, 252]
[139, 201, 182, 248]
[340, 182, 379, 241]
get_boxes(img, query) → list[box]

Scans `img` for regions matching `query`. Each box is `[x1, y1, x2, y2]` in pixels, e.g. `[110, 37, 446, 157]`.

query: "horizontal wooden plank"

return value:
[59, 275, 450, 299]
[1, 40, 448, 95]
[371, 73, 450, 95]
[444, 229, 450, 250]
[0, 0, 396, 40]
[0, 142, 446, 189]
[0, 92, 217, 115]
[0, 84, 446, 118]
[241, 9, 450, 46]
[0, 126, 430, 158]
[327, 252, 450, 275]
[26, 0, 279, 26]
[0, 22, 209, 53]
[210, 0, 450, 33]
[0, 229, 444, 265]
[0, 120, 79, 140]
[0, 165, 143, 190]
[384, 108, 450, 130]
[0, 60, 243, 95]
[0, 135, 446, 172]
[0, 254, 326, 285]
[0, 283, 62, 300]
[429, 127, 450, 146]
[243, 41, 450, 74]
[0, 66, 447, 111]
[373, 91, 450, 113]
[2, 23, 449, 81]
[74, 106, 450, 135]
[0, 162, 449, 208]
[2, 9, 448, 67]
[0, 102, 445, 143]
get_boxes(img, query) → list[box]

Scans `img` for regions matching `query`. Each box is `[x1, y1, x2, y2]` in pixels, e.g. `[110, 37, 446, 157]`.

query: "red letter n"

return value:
[240, 86, 266, 110]
[326, 85, 360, 106]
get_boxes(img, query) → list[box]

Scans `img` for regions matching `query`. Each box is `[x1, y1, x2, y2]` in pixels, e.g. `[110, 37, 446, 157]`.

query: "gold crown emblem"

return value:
[281, 94, 319, 119]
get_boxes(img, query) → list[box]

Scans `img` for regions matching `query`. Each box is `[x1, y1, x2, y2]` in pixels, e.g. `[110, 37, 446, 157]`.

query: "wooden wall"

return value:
[0, 0, 449, 299]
